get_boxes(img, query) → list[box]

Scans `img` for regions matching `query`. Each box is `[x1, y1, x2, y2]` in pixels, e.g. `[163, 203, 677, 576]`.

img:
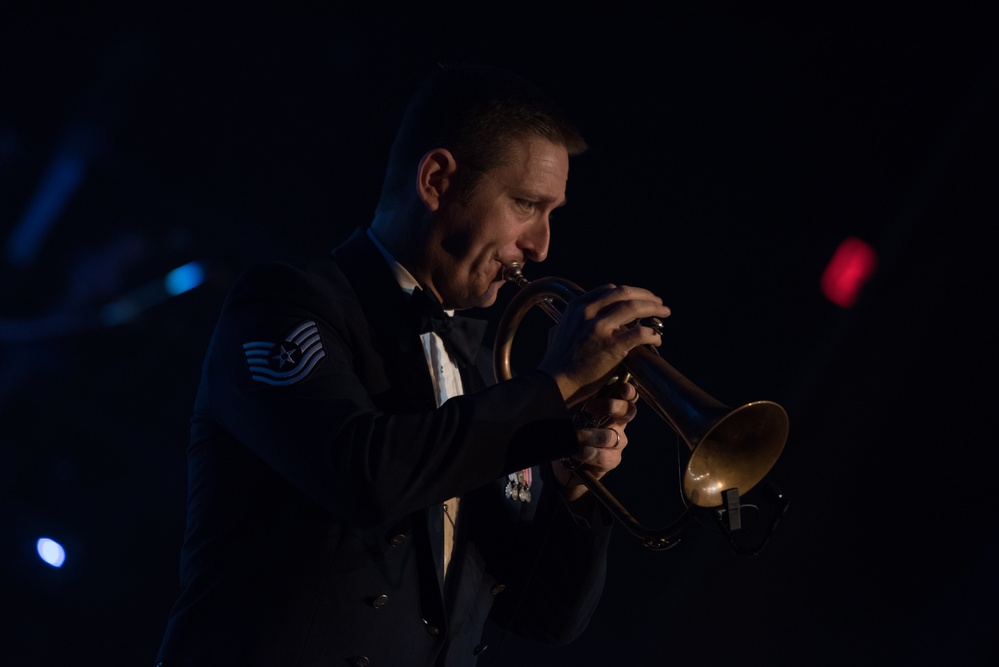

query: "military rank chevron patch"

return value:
[243, 320, 326, 386]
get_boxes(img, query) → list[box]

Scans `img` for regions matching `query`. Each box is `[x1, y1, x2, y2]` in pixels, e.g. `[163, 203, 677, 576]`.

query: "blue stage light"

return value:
[164, 261, 205, 296]
[36, 538, 66, 568]
[101, 259, 206, 326]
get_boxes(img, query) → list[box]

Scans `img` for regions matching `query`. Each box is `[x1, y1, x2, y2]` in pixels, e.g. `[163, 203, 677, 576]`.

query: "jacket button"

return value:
[490, 584, 507, 595]
[424, 621, 441, 635]
[371, 594, 389, 609]
[474, 643, 489, 655]
[389, 533, 407, 546]
[350, 657, 370, 667]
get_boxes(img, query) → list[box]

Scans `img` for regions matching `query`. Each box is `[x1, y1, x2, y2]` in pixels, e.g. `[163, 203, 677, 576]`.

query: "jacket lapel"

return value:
[331, 228, 437, 409]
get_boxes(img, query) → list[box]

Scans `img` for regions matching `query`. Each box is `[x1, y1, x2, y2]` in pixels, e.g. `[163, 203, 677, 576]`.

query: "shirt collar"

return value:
[367, 227, 454, 315]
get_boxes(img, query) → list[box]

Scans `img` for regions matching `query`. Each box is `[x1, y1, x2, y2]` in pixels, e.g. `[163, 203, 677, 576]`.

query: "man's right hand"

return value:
[538, 284, 670, 407]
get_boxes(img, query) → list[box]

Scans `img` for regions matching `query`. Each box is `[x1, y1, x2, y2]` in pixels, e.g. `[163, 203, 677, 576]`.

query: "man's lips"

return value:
[496, 259, 522, 283]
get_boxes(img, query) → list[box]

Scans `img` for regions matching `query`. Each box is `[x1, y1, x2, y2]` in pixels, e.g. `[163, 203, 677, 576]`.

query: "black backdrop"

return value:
[2, 4, 996, 665]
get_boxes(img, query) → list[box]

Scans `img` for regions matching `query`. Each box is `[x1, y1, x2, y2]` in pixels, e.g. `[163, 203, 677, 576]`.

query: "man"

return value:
[156, 64, 669, 666]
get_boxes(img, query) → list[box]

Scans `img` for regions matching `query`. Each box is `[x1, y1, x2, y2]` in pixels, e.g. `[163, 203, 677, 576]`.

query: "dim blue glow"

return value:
[100, 260, 205, 326]
[164, 261, 205, 296]
[101, 301, 137, 326]
[7, 151, 87, 267]
[36, 538, 66, 568]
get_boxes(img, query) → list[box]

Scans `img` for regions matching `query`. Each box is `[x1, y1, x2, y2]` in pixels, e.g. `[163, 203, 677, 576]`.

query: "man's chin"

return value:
[461, 282, 503, 311]
[481, 281, 507, 308]
[444, 276, 509, 310]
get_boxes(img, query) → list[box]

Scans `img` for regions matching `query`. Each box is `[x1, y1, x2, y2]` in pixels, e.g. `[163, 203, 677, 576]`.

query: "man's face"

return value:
[425, 135, 569, 310]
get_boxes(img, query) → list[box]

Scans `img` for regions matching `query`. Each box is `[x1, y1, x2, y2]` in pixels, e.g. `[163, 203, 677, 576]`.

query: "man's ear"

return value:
[416, 148, 457, 212]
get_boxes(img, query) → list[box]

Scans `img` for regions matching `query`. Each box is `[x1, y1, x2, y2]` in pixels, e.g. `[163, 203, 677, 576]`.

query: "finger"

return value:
[581, 397, 636, 425]
[582, 284, 663, 310]
[616, 400, 638, 424]
[602, 427, 622, 450]
[588, 286, 668, 319]
[574, 429, 626, 477]
[577, 427, 625, 452]
[602, 381, 638, 403]
[568, 285, 668, 326]
[595, 302, 671, 337]
[611, 320, 665, 349]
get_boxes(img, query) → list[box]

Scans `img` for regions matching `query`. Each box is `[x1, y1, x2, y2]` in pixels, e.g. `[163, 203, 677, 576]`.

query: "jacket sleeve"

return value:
[199, 262, 580, 528]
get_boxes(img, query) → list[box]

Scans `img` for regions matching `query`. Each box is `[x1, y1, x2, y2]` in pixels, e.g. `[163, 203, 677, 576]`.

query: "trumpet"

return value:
[494, 263, 789, 550]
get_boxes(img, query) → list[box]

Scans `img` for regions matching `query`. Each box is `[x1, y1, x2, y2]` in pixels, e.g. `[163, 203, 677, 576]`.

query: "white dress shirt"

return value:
[367, 228, 463, 577]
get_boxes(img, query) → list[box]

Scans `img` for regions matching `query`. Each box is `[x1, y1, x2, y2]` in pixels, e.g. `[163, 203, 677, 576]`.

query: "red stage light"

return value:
[821, 237, 877, 308]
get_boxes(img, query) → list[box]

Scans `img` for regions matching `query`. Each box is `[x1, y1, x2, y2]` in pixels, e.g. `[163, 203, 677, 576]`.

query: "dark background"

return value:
[2, 4, 996, 665]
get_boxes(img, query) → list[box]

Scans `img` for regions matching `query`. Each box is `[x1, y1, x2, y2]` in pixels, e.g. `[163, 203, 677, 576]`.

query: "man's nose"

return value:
[519, 219, 550, 263]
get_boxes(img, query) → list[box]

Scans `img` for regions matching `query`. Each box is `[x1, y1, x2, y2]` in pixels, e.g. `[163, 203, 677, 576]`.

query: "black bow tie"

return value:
[409, 287, 488, 368]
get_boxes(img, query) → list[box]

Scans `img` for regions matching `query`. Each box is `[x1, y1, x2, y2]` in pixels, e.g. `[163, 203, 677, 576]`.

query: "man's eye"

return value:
[516, 199, 535, 211]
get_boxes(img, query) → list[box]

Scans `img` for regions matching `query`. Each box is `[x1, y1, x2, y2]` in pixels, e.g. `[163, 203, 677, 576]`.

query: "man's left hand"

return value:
[554, 381, 639, 503]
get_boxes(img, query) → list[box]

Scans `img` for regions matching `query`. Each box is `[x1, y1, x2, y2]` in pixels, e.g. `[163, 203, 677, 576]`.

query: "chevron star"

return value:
[272, 345, 297, 369]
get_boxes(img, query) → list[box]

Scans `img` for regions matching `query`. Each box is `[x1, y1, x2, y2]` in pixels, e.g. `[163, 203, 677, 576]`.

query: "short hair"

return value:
[376, 64, 587, 210]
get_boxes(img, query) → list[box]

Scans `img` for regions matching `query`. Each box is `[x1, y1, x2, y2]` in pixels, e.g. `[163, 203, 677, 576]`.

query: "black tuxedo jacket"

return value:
[156, 229, 611, 666]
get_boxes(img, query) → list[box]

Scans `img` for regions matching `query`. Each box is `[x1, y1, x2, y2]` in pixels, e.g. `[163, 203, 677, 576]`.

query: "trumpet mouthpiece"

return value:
[503, 262, 528, 286]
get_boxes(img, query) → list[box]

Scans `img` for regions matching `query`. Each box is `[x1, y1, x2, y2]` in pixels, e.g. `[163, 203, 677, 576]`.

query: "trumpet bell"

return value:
[683, 400, 789, 507]
[621, 345, 788, 508]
